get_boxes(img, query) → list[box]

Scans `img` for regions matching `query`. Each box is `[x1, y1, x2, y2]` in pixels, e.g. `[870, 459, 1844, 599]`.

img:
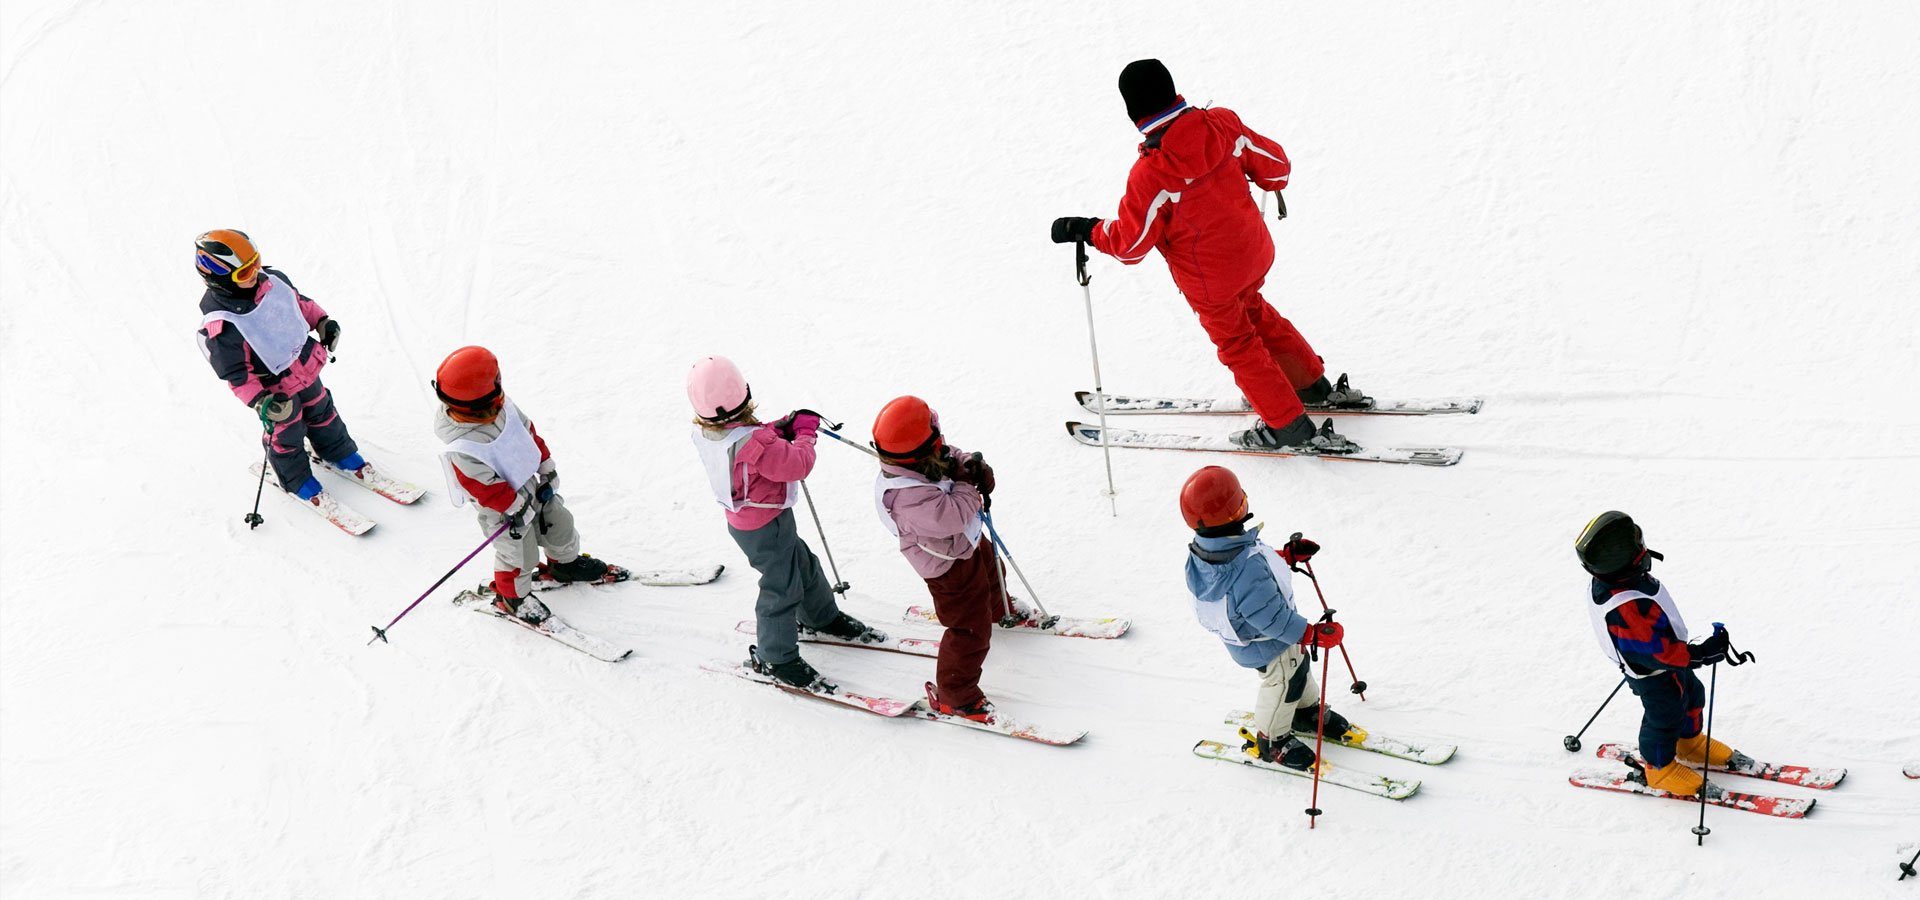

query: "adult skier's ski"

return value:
[701, 661, 918, 717]
[1077, 390, 1482, 417]
[902, 605, 1130, 640]
[734, 620, 940, 658]
[526, 560, 723, 591]
[911, 702, 1087, 746]
[1568, 768, 1814, 819]
[1596, 743, 1844, 790]
[1065, 422, 1462, 467]
[1224, 710, 1456, 765]
[312, 455, 426, 504]
[451, 589, 631, 662]
[1192, 739, 1420, 800]
[248, 463, 374, 535]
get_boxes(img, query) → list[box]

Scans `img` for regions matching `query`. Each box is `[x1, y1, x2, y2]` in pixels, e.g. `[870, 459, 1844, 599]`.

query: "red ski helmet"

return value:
[434, 346, 503, 413]
[871, 396, 943, 463]
[1180, 465, 1249, 530]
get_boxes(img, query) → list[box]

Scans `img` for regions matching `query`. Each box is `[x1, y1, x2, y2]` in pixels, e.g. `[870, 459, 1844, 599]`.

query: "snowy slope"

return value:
[4, 1, 1918, 897]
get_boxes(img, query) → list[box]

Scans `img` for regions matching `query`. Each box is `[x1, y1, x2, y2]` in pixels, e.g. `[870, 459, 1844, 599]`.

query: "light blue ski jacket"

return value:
[1184, 527, 1311, 670]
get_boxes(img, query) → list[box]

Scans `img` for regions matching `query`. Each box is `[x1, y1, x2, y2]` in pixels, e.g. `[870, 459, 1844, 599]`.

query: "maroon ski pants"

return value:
[924, 543, 1006, 709]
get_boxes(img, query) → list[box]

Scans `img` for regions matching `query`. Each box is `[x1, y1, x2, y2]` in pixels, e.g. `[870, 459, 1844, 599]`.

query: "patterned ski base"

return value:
[1065, 422, 1463, 467]
[702, 661, 918, 717]
[902, 605, 1130, 640]
[1225, 710, 1456, 765]
[312, 455, 426, 504]
[452, 590, 631, 662]
[1596, 743, 1844, 790]
[1077, 391, 1483, 417]
[1192, 739, 1420, 800]
[248, 464, 373, 535]
[1568, 768, 1814, 819]
[734, 620, 938, 658]
[912, 704, 1087, 746]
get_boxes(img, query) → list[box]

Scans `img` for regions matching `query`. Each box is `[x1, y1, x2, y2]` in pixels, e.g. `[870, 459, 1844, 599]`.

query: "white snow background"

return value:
[3, 2, 1918, 897]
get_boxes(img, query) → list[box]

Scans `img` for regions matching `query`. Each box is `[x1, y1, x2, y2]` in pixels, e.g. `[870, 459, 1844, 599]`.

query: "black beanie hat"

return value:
[1119, 59, 1178, 123]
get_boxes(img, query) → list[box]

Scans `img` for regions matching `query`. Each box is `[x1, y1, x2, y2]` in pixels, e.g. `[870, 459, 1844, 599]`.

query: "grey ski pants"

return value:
[476, 491, 581, 598]
[1251, 644, 1321, 738]
[728, 508, 841, 666]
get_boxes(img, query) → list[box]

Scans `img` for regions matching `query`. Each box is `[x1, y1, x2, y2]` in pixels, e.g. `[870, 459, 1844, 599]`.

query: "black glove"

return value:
[251, 391, 295, 423]
[956, 451, 996, 495]
[1050, 217, 1099, 244]
[535, 483, 555, 504]
[1283, 532, 1320, 565]
[1689, 626, 1730, 667]
[315, 317, 341, 352]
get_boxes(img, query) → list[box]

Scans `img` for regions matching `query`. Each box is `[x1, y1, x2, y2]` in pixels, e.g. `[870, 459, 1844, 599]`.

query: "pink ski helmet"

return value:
[687, 356, 752, 423]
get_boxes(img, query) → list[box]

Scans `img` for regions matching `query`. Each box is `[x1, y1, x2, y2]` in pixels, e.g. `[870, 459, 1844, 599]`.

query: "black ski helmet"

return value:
[1575, 511, 1662, 580]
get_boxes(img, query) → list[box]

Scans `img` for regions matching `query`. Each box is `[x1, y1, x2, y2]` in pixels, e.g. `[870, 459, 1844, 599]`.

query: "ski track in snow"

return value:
[3, 1, 1919, 897]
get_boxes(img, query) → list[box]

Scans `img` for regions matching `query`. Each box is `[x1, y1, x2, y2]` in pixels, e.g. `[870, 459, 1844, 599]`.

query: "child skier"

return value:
[194, 229, 401, 515]
[871, 396, 1040, 723]
[686, 356, 879, 690]
[1576, 511, 1742, 796]
[1179, 465, 1357, 769]
[1050, 59, 1359, 451]
[433, 345, 617, 624]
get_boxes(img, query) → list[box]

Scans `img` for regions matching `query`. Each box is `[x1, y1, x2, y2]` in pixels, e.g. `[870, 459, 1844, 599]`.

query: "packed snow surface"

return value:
[3, 1, 1918, 897]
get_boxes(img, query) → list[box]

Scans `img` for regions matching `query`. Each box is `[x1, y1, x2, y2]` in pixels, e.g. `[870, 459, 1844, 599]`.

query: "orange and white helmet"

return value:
[195, 229, 261, 288]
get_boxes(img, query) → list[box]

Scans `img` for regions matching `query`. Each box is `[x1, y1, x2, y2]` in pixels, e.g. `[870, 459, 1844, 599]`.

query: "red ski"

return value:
[1596, 743, 1844, 790]
[1568, 769, 1814, 819]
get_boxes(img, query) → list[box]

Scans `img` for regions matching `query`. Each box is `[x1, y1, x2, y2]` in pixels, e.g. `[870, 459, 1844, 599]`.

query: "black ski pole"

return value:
[1564, 677, 1627, 752]
[244, 407, 274, 529]
[1899, 845, 1918, 881]
[1692, 659, 1720, 846]
[368, 520, 510, 644]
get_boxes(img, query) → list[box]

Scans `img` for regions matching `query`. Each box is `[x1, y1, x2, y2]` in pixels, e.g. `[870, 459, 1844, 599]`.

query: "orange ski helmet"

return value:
[434, 346, 503, 414]
[871, 396, 943, 463]
[195, 229, 261, 288]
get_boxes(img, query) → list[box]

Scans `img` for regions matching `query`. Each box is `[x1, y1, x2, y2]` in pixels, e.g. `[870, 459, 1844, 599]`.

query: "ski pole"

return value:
[819, 427, 879, 460]
[1563, 677, 1627, 753]
[1073, 240, 1118, 516]
[1296, 554, 1367, 700]
[1305, 612, 1335, 829]
[799, 480, 849, 595]
[245, 406, 274, 529]
[368, 520, 510, 645]
[1693, 656, 1720, 846]
[979, 509, 1050, 618]
[1900, 846, 1919, 881]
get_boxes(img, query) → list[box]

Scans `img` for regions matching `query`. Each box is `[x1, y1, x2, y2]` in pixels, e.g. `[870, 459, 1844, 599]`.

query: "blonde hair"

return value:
[692, 401, 758, 429]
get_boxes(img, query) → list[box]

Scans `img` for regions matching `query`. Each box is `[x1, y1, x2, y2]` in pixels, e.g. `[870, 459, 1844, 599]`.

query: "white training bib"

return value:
[1586, 581, 1690, 677]
[1189, 542, 1292, 647]
[873, 471, 983, 558]
[199, 272, 310, 375]
[439, 402, 542, 508]
[690, 425, 795, 513]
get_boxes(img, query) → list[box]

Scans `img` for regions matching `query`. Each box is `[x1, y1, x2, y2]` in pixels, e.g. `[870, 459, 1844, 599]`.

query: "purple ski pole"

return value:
[368, 520, 510, 644]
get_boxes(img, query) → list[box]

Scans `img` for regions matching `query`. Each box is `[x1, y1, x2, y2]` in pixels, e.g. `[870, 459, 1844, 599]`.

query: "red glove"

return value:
[1301, 621, 1344, 650]
[1280, 533, 1321, 566]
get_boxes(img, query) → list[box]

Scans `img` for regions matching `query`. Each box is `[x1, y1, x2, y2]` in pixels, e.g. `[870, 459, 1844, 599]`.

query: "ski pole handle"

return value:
[1274, 191, 1287, 221]
[1075, 240, 1091, 287]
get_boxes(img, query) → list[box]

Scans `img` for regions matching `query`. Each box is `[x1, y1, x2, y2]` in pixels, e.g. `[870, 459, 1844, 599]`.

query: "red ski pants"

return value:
[924, 543, 1005, 709]
[1185, 277, 1323, 426]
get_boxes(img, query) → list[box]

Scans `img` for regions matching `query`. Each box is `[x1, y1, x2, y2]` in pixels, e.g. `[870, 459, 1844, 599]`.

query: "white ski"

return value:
[1224, 710, 1457, 765]
[911, 703, 1087, 746]
[452, 589, 631, 661]
[1066, 421, 1463, 467]
[1905, 760, 1919, 779]
[313, 455, 426, 504]
[734, 620, 939, 658]
[248, 463, 374, 535]
[625, 564, 726, 587]
[1192, 738, 1420, 800]
[701, 661, 919, 716]
[902, 604, 1130, 640]
[1077, 390, 1483, 417]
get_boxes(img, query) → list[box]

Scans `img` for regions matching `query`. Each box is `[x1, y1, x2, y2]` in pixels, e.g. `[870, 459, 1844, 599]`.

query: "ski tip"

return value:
[1064, 420, 1088, 436]
[1073, 390, 1092, 405]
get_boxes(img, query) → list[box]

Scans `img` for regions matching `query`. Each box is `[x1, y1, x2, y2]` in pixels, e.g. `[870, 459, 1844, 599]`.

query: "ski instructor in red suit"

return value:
[1053, 59, 1357, 450]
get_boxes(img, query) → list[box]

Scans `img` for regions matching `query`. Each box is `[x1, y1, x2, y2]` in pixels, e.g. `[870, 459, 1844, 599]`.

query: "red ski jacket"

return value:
[1088, 106, 1291, 302]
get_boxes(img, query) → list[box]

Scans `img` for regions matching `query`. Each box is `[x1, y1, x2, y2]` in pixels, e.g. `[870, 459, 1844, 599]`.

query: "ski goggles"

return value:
[198, 247, 262, 284]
